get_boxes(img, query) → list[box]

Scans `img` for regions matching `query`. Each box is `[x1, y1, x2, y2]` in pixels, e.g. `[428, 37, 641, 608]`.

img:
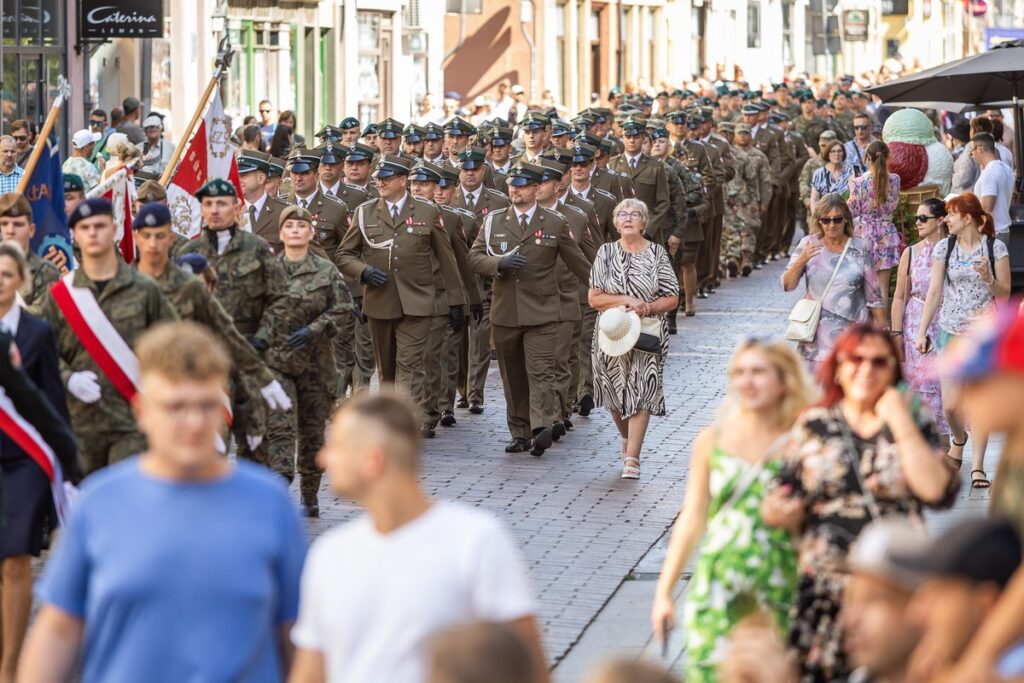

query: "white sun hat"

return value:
[597, 306, 641, 357]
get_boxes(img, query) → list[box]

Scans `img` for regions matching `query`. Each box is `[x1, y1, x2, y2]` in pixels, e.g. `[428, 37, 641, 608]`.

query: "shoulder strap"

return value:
[906, 243, 913, 292]
[821, 237, 852, 299]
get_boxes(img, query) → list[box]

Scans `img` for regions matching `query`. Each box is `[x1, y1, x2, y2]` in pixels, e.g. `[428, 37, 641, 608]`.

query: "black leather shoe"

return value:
[667, 313, 677, 335]
[456, 397, 469, 409]
[741, 264, 752, 277]
[532, 427, 553, 452]
[552, 421, 566, 440]
[578, 394, 594, 417]
[505, 437, 531, 453]
[571, 401, 580, 414]
[697, 287, 709, 299]
[440, 410, 456, 427]
[468, 401, 484, 414]
[564, 417, 574, 431]
[490, 350, 497, 361]
[421, 424, 435, 438]
[301, 493, 320, 518]
[727, 260, 739, 277]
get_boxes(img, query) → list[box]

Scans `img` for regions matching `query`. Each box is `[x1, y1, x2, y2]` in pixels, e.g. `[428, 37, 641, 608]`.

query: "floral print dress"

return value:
[773, 406, 958, 683]
[848, 172, 902, 271]
[683, 442, 798, 683]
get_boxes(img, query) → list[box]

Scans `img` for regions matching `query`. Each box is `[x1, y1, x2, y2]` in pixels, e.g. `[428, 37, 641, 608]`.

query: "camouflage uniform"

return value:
[264, 252, 351, 501]
[24, 251, 61, 315]
[40, 261, 178, 474]
[723, 145, 773, 269]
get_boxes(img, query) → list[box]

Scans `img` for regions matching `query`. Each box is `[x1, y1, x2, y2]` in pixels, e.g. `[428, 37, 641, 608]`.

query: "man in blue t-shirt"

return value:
[19, 321, 307, 683]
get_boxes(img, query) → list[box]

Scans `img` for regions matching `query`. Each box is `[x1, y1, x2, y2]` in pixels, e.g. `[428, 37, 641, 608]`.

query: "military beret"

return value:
[279, 204, 313, 228]
[175, 252, 209, 275]
[196, 178, 237, 199]
[571, 142, 596, 163]
[268, 156, 286, 177]
[750, 90, 763, 98]
[670, 89, 685, 98]
[409, 161, 443, 184]
[537, 157, 566, 181]
[0, 193, 31, 218]
[437, 166, 461, 187]
[62, 174, 85, 194]
[361, 123, 379, 137]
[718, 122, 736, 133]
[816, 98, 829, 107]
[715, 84, 730, 96]
[607, 86, 623, 99]
[132, 201, 172, 230]
[520, 111, 552, 130]
[507, 162, 545, 186]
[650, 127, 670, 140]
[683, 90, 698, 98]
[798, 92, 816, 103]
[314, 125, 344, 141]
[285, 149, 320, 174]
[316, 143, 347, 165]
[238, 151, 270, 174]
[444, 116, 476, 137]
[377, 118, 405, 139]
[68, 197, 113, 227]
[819, 130, 838, 141]
[734, 123, 752, 134]
[656, 91, 670, 99]
[345, 143, 377, 163]
[372, 154, 413, 179]
[489, 125, 514, 146]
[137, 179, 168, 202]
[339, 116, 360, 130]
[457, 145, 488, 170]
[402, 124, 426, 142]
[423, 123, 445, 140]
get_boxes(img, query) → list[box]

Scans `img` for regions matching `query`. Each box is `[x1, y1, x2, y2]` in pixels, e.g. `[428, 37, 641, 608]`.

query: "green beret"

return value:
[196, 178, 237, 200]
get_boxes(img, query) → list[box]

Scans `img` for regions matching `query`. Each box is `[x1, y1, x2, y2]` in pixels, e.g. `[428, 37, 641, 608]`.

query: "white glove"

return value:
[67, 371, 102, 403]
[246, 435, 263, 451]
[261, 380, 292, 411]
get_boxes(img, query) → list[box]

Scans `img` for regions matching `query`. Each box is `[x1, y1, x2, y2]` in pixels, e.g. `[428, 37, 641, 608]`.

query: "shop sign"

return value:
[81, 0, 163, 38]
[843, 9, 869, 41]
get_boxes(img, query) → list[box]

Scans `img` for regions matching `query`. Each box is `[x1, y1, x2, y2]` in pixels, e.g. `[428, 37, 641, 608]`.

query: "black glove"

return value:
[470, 303, 483, 323]
[361, 266, 388, 287]
[353, 297, 368, 324]
[287, 326, 313, 350]
[249, 336, 269, 353]
[685, 207, 697, 219]
[498, 253, 527, 272]
[449, 306, 466, 333]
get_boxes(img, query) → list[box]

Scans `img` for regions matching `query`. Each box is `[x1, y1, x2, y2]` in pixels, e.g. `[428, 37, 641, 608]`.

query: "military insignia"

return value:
[500, 241, 508, 252]
[535, 239, 541, 245]
[39, 233, 74, 274]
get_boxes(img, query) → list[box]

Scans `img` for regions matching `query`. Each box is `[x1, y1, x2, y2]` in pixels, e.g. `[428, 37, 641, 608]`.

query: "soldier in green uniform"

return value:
[339, 116, 361, 146]
[0, 194, 61, 314]
[444, 117, 495, 191]
[314, 141, 349, 200]
[831, 91, 856, 141]
[238, 151, 289, 253]
[792, 91, 832, 154]
[764, 111, 797, 260]
[336, 155, 465, 434]
[343, 143, 379, 200]
[130, 179, 191, 260]
[487, 124, 515, 195]
[402, 124, 426, 159]
[40, 198, 178, 474]
[266, 155, 286, 199]
[63, 174, 85, 218]
[742, 104, 781, 265]
[422, 123, 446, 165]
[467, 163, 591, 457]
[566, 142, 618, 244]
[607, 115, 670, 243]
[512, 112, 554, 165]
[697, 108, 735, 290]
[774, 82, 802, 120]
[670, 112, 716, 315]
[376, 118, 407, 158]
[724, 123, 773, 277]
[777, 113, 810, 256]
[265, 205, 351, 516]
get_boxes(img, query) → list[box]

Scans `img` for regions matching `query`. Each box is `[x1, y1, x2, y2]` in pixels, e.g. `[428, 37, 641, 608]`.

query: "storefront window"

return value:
[357, 11, 391, 127]
[0, 0, 65, 136]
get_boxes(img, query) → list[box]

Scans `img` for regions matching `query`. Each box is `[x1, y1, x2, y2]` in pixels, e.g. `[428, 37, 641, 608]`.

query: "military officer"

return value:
[62, 174, 85, 218]
[239, 150, 289, 253]
[793, 91, 834, 152]
[377, 118, 413, 160]
[698, 108, 736, 289]
[468, 163, 591, 457]
[744, 104, 781, 264]
[316, 141, 349, 198]
[775, 112, 809, 257]
[511, 111, 553, 165]
[361, 123, 379, 150]
[266, 155, 286, 198]
[577, 134, 632, 203]
[607, 115, 670, 243]
[313, 124, 344, 145]
[402, 124, 426, 159]
[799, 130, 837, 213]
[339, 116, 361, 146]
[550, 119, 574, 149]
[725, 123, 773, 277]
[422, 123, 446, 164]
[40, 198, 178, 474]
[487, 124, 515, 194]
[0, 193, 61, 314]
[343, 142, 380, 200]
[336, 155, 466, 433]
[774, 82, 802, 120]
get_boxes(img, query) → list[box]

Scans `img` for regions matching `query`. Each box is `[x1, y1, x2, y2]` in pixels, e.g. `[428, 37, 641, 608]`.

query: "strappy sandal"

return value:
[971, 469, 991, 490]
[946, 435, 968, 471]
[621, 456, 641, 480]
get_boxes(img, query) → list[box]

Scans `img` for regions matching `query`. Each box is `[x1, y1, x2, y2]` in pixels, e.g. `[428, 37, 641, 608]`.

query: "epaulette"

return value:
[452, 206, 476, 219]
[489, 206, 509, 217]
[321, 192, 344, 206]
[539, 205, 567, 220]
[355, 197, 377, 211]
[594, 188, 616, 201]
[485, 187, 509, 200]
[560, 203, 586, 218]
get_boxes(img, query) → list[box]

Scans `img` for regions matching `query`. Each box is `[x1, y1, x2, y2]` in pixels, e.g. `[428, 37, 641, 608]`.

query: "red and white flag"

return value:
[167, 88, 242, 239]
[89, 167, 137, 263]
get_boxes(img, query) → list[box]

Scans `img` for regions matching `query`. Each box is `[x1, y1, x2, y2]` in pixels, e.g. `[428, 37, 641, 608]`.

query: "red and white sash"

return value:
[0, 387, 70, 524]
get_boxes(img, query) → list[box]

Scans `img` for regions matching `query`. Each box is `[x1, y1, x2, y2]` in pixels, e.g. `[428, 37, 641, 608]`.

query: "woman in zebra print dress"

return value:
[588, 198, 680, 479]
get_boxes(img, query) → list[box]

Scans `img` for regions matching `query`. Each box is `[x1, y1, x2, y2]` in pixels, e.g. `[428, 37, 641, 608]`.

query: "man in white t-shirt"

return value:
[972, 132, 1015, 237]
[288, 390, 547, 683]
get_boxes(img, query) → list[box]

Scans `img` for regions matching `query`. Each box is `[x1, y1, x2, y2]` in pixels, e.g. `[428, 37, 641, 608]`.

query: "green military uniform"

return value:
[24, 251, 61, 315]
[699, 121, 735, 288]
[765, 114, 798, 258]
[780, 125, 810, 253]
[793, 114, 832, 149]
[467, 163, 591, 455]
[723, 128, 773, 273]
[41, 260, 178, 474]
[607, 117, 670, 243]
[748, 116, 782, 262]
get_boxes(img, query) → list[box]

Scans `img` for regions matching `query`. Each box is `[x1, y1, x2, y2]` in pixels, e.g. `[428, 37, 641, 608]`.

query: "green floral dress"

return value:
[682, 444, 799, 683]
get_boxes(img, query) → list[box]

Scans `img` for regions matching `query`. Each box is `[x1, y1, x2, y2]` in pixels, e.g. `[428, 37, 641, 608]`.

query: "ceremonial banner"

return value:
[95, 168, 137, 263]
[24, 134, 73, 273]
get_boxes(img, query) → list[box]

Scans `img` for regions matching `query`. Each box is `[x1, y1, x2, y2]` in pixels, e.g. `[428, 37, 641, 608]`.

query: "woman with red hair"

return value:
[762, 323, 956, 683]
[915, 192, 1011, 488]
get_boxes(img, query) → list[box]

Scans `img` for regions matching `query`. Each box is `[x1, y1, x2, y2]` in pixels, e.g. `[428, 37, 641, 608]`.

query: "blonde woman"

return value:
[651, 338, 815, 683]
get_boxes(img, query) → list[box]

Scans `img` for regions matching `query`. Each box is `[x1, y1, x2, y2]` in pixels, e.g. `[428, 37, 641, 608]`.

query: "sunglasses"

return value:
[819, 216, 845, 225]
[853, 125, 870, 130]
[12, 135, 27, 142]
[915, 214, 937, 223]
[259, 109, 271, 114]
[841, 353, 895, 370]
[89, 120, 104, 127]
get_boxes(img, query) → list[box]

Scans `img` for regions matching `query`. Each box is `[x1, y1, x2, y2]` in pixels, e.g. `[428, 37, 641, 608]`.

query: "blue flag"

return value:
[25, 135, 73, 273]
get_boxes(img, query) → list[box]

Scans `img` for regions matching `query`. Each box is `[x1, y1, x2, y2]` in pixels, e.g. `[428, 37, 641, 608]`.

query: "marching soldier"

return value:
[423, 123, 446, 164]
[607, 115, 670, 243]
[777, 112, 809, 256]
[744, 104, 781, 265]
[512, 112, 554, 165]
[487, 124, 515, 194]
[670, 113, 715, 314]
[40, 198, 178, 474]
[339, 116, 361, 146]
[724, 123, 773, 277]
[336, 154, 466, 435]
[799, 130, 837, 214]
[577, 134, 632, 203]
[793, 91, 833, 153]
[266, 155, 286, 198]
[402, 124, 426, 159]
[698, 108, 736, 290]
[238, 150, 289, 253]
[764, 111, 796, 261]
[266, 205, 351, 516]
[316, 141, 351, 199]
[63, 174, 85, 218]
[467, 162, 591, 457]
[0, 194, 61, 314]
[342, 143, 380, 200]
[377, 118, 408, 158]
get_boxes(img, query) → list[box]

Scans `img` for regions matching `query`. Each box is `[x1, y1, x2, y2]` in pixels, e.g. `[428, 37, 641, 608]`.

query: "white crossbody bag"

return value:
[786, 238, 850, 343]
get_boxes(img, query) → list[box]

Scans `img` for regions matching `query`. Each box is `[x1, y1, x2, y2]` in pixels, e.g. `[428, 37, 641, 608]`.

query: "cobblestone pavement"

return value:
[306, 257, 800, 667]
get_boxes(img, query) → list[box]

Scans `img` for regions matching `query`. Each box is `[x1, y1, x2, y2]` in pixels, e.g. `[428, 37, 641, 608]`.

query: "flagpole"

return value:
[16, 76, 71, 195]
[160, 37, 234, 187]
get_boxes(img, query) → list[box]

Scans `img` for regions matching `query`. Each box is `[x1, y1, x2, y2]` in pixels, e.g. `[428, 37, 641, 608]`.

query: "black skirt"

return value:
[0, 454, 50, 558]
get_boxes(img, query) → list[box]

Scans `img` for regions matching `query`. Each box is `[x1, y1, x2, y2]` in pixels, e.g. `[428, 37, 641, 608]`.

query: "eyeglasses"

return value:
[12, 135, 27, 142]
[616, 211, 643, 219]
[840, 353, 895, 371]
[818, 216, 845, 225]
[571, 161, 591, 167]
[853, 125, 870, 130]
[914, 214, 936, 223]
[259, 109, 271, 114]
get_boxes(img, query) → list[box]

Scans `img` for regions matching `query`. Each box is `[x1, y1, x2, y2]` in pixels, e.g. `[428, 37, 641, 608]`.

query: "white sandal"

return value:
[621, 456, 640, 480]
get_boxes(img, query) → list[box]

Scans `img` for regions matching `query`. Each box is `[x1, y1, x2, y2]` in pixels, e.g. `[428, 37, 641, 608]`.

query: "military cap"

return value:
[68, 197, 113, 227]
[132, 201, 172, 230]
[750, 89, 763, 98]
[607, 86, 623, 99]
[551, 119, 572, 137]
[682, 89, 698, 98]
[444, 116, 476, 137]
[279, 204, 314, 228]
[718, 122, 736, 133]
[286, 149, 320, 174]
[314, 124, 344, 141]
[316, 143, 347, 165]
[593, 106, 614, 120]
[402, 124, 426, 142]
[489, 125, 514, 147]
[238, 150, 271, 174]
[409, 161, 443, 184]
[62, 174, 85, 194]
[798, 91, 816, 103]
[423, 122, 445, 140]
[767, 113, 783, 124]
[816, 98, 829, 107]
[361, 123, 379, 137]
[734, 123, 752, 134]
[670, 88, 685, 98]
[268, 156, 286, 177]
[715, 84, 730, 96]
[763, 97, 779, 107]
[346, 142, 377, 163]
[542, 147, 574, 166]
[570, 142, 596, 163]
[741, 105, 760, 116]
[520, 111, 552, 130]
[339, 116, 360, 130]
[437, 166, 461, 188]
[0, 193, 30, 218]
[371, 154, 414, 179]
[773, 111, 791, 122]
[489, 116, 512, 128]
[666, 110, 687, 124]
[650, 127, 670, 140]
[196, 178, 238, 200]
[131, 170, 159, 189]
[640, 95, 654, 106]
[507, 162, 545, 186]
[137, 179, 168, 202]
[819, 129, 838, 142]
[175, 253, 209, 275]
[537, 157, 566, 182]
[772, 82, 789, 91]
[457, 145, 488, 170]
[572, 113, 597, 130]
[377, 118, 405, 139]
[621, 115, 648, 135]
[656, 90, 670, 99]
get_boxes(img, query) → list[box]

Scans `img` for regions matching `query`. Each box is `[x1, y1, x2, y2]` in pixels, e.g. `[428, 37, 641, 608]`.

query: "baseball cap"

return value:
[845, 519, 931, 589]
[941, 304, 1024, 382]
[142, 114, 163, 129]
[890, 517, 1021, 589]
[510, 84, 525, 95]
[72, 129, 102, 149]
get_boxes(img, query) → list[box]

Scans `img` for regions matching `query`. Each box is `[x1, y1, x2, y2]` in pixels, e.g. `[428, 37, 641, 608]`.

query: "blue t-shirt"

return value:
[38, 459, 307, 683]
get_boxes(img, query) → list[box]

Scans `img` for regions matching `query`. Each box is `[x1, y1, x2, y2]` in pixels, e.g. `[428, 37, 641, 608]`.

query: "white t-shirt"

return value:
[291, 501, 535, 683]
[974, 159, 1015, 233]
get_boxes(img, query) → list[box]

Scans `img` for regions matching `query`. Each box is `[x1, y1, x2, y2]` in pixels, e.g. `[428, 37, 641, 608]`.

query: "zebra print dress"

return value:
[589, 241, 679, 418]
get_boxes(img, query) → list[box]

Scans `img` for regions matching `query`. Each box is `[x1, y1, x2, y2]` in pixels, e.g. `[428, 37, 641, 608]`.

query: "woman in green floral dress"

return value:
[651, 338, 815, 683]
